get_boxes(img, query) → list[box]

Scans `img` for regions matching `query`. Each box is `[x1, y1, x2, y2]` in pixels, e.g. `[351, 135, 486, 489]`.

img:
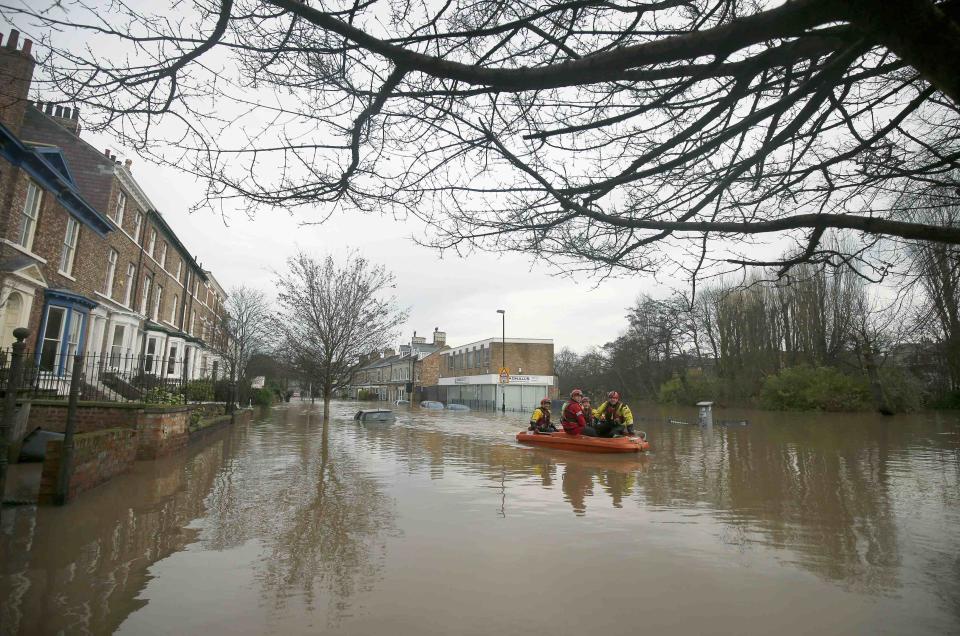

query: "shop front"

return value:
[438, 373, 555, 412]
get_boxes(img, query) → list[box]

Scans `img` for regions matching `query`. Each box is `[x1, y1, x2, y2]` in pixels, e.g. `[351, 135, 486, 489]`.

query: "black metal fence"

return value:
[0, 348, 226, 404]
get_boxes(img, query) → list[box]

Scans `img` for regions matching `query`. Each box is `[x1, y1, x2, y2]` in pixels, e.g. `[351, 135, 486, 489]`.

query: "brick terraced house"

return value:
[0, 29, 226, 384]
[350, 329, 448, 402]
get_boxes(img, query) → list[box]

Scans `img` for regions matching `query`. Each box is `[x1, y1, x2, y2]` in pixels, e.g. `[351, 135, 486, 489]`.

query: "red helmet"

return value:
[608, 391, 620, 401]
[570, 389, 583, 399]
[540, 398, 551, 406]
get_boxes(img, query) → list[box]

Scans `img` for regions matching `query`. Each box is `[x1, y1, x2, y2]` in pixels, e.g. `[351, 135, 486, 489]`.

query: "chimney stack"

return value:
[432, 328, 446, 346]
[0, 29, 37, 135]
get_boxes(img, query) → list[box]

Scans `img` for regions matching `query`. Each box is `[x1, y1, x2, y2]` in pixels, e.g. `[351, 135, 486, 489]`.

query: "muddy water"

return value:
[2, 402, 958, 635]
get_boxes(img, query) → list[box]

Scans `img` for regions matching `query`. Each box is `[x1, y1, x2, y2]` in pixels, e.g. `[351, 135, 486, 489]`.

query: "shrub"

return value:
[929, 389, 960, 410]
[142, 387, 185, 405]
[658, 374, 719, 405]
[185, 380, 214, 402]
[760, 366, 871, 411]
[876, 366, 925, 413]
[357, 389, 378, 401]
[251, 387, 274, 406]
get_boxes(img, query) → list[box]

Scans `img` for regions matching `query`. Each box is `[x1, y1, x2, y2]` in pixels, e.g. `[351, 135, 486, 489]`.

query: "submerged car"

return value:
[420, 400, 444, 409]
[395, 399, 410, 406]
[353, 409, 395, 423]
[446, 403, 470, 411]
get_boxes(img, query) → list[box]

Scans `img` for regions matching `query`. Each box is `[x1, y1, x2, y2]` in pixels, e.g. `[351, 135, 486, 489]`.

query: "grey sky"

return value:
[79, 133, 652, 351]
[2, 4, 793, 354]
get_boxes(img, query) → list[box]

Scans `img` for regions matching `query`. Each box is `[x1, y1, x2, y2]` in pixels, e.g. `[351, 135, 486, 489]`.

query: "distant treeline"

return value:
[557, 226, 960, 413]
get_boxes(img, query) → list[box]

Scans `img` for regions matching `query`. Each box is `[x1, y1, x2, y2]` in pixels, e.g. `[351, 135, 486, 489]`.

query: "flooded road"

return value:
[2, 401, 959, 635]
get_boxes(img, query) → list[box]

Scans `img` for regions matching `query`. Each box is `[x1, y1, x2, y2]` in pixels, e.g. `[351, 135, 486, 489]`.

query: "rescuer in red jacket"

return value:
[561, 389, 598, 436]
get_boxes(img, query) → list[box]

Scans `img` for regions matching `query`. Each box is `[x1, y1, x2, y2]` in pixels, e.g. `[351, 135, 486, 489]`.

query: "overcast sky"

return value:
[101, 151, 661, 351]
[1, 10, 695, 354]
[4, 4, 772, 354]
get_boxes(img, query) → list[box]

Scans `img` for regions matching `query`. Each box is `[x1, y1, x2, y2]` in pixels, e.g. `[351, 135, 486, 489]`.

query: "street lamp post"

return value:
[497, 309, 505, 412]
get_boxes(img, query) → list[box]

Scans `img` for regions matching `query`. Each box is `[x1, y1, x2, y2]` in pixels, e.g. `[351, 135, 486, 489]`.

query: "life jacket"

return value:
[600, 401, 626, 424]
[532, 407, 551, 426]
[561, 401, 580, 425]
[582, 406, 595, 424]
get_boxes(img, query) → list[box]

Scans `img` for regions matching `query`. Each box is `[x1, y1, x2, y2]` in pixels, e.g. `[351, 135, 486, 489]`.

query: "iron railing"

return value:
[0, 348, 225, 404]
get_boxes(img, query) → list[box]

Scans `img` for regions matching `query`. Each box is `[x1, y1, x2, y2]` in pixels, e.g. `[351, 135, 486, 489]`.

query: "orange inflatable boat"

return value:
[516, 431, 650, 453]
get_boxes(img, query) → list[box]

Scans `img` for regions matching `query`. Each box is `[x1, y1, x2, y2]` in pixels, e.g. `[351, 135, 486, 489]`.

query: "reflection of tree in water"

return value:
[0, 432, 233, 635]
[641, 418, 930, 596]
[200, 409, 396, 625]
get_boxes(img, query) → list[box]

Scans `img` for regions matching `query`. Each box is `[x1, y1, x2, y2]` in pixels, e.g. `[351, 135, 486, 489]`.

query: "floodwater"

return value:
[2, 402, 959, 635]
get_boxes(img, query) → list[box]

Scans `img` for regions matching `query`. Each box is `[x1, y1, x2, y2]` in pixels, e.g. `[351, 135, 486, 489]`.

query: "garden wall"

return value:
[26, 401, 191, 459]
[38, 428, 138, 504]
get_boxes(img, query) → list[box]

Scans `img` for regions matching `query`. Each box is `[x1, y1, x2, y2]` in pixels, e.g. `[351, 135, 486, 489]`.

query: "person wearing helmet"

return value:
[581, 396, 596, 427]
[594, 391, 635, 437]
[560, 389, 597, 436]
[528, 398, 558, 433]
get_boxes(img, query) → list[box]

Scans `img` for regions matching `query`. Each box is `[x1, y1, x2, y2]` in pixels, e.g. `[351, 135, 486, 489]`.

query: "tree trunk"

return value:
[323, 386, 332, 422]
[860, 342, 894, 416]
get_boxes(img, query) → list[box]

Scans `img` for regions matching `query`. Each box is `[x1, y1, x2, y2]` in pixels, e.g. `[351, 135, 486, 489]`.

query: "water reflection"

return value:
[1, 402, 958, 634]
[1, 428, 234, 635]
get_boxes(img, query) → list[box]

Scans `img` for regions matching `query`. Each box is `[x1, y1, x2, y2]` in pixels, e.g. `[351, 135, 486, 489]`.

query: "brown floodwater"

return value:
[2, 401, 959, 635]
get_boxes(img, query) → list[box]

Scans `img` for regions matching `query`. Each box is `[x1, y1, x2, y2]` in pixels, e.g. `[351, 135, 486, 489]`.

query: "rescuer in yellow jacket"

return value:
[594, 391, 634, 437]
[528, 398, 558, 433]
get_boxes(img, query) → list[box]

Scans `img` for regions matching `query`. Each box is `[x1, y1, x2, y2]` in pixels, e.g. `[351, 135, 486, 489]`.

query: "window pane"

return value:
[40, 307, 66, 371]
[19, 181, 42, 249]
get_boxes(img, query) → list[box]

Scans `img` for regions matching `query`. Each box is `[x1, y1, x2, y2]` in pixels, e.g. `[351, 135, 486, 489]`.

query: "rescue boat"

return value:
[516, 431, 650, 453]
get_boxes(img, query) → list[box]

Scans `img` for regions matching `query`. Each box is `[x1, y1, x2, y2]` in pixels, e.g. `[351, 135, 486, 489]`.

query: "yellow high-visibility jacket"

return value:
[530, 407, 551, 425]
[594, 401, 634, 425]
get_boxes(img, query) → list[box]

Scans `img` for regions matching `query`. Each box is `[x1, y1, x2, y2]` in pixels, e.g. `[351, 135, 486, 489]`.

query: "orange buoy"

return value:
[516, 431, 650, 453]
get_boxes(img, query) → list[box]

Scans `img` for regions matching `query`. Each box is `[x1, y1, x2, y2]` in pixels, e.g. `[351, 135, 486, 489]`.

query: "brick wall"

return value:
[27, 401, 192, 460]
[136, 405, 190, 459]
[28, 402, 142, 434]
[38, 427, 138, 504]
[440, 341, 555, 377]
[417, 349, 446, 387]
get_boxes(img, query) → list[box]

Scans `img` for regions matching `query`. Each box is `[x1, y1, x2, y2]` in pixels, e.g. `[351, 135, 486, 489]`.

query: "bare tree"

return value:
[902, 190, 960, 392]
[275, 251, 407, 420]
[213, 285, 272, 407]
[6, 0, 960, 281]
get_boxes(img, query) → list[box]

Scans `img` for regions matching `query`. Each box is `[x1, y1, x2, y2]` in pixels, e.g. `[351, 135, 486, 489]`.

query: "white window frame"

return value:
[109, 324, 126, 367]
[167, 344, 178, 375]
[39, 306, 66, 372]
[133, 211, 144, 243]
[159, 241, 167, 269]
[113, 190, 126, 226]
[153, 284, 163, 321]
[124, 263, 136, 306]
[175, 260, 182, 282]
[59, 216, 80, 275]
[190, 310, 196, 335]
[144, 336, 158, 373]
[170, 294, 179, 324]
[19, 180, 42, 250]
[139, 276, 152, 314]
[148, 228, 157, 258]
[103, 249, 118, 297]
